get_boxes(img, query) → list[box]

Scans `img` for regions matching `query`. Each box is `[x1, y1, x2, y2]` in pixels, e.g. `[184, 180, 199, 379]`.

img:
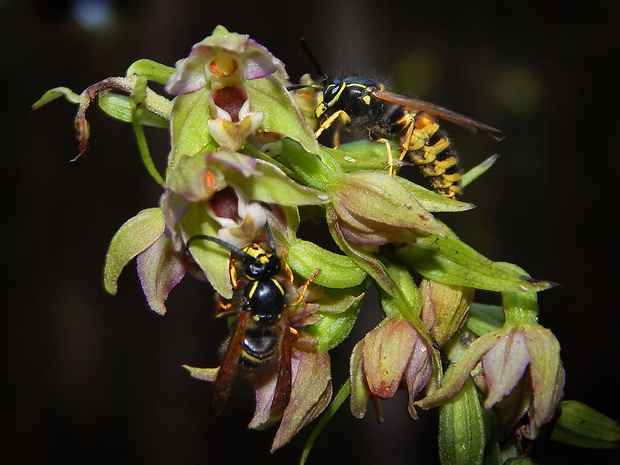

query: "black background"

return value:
[4, 0, 620, 463]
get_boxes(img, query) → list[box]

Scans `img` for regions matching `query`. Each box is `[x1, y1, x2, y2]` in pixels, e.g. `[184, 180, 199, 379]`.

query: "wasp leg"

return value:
[291, 269, 321, 306]
[376, 138, 395, 176]
[397, 113, 417, 162]
[315, 110, 350, 148]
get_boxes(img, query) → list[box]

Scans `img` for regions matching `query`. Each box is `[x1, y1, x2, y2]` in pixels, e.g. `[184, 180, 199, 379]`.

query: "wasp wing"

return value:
[373, 89, 505, 141]
[269, 317, 292, 417]
[211, 310, 250, 416]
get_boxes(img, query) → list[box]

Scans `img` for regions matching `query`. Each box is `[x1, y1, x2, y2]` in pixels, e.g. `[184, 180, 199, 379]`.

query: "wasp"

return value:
[187, 223, 317, 416]
[289, 40, 504, 199]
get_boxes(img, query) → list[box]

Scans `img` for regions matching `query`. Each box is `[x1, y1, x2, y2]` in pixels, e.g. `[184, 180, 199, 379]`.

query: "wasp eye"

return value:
[323, 80, 343, 103]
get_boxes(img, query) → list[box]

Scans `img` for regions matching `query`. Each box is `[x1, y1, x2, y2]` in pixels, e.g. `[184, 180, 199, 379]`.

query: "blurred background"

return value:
[3, 0, 620, 463]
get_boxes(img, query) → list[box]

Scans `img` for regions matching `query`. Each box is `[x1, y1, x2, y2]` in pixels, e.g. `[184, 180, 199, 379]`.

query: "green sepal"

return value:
[180, 202, 233, 299]
[32, 86, 80, 109]
[103, 207, 165, 295]
[224, 159, 329, 207]
[551, 400, 620, 449]
[97, 92, 169, 128]
[395, 234, 555, 293]
[438, 376, 486, 465]
[396, 176, 475, 213]
[267, 138, 342, 191]
[167, 86, 214, 174]
[285, 238, 367, 288]
[126, 58, 175, 85]
[304, 292, 365, 351]
[245, 77, 320, 156]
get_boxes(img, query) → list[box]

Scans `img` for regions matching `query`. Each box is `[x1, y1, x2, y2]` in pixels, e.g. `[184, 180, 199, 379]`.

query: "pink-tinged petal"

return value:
[243, 39, 288, 81]
[136, 234, 186, 315]
[350, 340, 370, 418]
[332, 172, 446, 236]
[248, 361, 281, 429]
[326, 205, 393, 295]
[165, 46, 217, 95]
[406, 337, 432, 419]
[419, 279, 474, 347]
[270, 350, 332, 452]
[416, 329, 505, 409]
[207, 148, 262, 178]
[522, 324, 565, 438]
[362, 317, 418, 398]
[482, 328, 531, 409]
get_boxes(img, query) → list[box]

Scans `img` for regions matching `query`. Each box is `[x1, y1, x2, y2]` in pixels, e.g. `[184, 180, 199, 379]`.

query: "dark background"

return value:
[4, 0, 619, 463]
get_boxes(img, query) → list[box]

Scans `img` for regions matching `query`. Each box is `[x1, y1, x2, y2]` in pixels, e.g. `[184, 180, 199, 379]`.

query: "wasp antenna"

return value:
[186, 234, 248, 258]
[286, 83, 321, 91]
[300, 37, 326, 80]
[264, 221, 277, 252]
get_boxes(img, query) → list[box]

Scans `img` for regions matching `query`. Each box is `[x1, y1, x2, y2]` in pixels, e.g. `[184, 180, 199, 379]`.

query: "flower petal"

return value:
[522, 324, 565, 438]
[136, 234, 186, 315]
[482, 328, 530, 409]
[270, 350, 332, 452]
[103, 207, 165, 295]
[362, 317, 418, 398]
[405, 336, 432, 419]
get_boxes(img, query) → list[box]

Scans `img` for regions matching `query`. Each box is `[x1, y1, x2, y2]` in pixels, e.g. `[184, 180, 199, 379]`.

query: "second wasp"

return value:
[288, 40, 504, 199]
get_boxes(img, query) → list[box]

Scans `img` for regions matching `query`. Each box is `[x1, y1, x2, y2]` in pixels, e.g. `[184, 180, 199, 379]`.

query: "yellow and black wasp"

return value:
[187, 223, 317, 416]
[289, 39, 504, 199]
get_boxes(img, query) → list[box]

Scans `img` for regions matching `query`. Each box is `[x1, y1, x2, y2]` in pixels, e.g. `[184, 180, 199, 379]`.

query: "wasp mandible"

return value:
[288, 39, 504, 199]
[187, 223, 318, 416]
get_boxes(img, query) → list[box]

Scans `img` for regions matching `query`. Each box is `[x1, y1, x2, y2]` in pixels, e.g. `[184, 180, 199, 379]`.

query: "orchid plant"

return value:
[34, 25, 619, 464]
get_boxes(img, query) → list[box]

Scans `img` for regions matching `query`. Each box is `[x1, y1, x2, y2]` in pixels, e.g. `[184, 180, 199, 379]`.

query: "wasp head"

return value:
[242, 244, 281, 281]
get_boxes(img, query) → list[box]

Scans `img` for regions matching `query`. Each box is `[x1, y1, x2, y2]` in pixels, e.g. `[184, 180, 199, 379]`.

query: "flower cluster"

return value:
[35, 25, 619, 462]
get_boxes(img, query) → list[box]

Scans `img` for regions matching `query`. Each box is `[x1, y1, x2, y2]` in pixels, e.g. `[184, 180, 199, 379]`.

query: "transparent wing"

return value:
[373, 89, 505, 141]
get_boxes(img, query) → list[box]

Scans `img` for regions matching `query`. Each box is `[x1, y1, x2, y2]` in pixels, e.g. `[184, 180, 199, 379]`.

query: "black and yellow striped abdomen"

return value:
[395, 110, 462, 199]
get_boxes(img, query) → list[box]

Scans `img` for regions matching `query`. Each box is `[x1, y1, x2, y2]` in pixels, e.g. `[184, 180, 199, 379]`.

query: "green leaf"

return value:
[466, 303, 505, 336]
[299, 380, 351, 465]
[396, 235, 555, 293]
[103, 208, 165, 295]
[551, 400, 620, 449]
[126, 58, 175, 85]
[245, 76, 320, 156]
[285, 238, 367, 288]
[32, 87, 80, 109]
[461, 154, 499, 189]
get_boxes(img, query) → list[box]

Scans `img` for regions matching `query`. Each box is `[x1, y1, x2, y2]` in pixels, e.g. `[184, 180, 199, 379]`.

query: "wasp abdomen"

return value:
[401, 112, 463, 199]
[240, 327, 280, 371]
